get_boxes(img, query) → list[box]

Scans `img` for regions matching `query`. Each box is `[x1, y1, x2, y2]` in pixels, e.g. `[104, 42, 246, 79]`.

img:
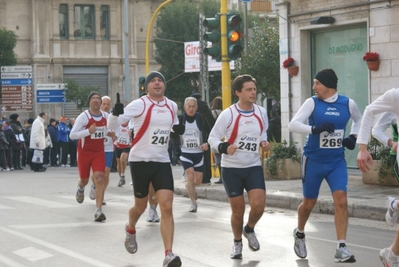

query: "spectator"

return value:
[48, 118, 59, 167]
[210, 96, 223, 184]
[30, 112, 47, 172]
[267, 109, 281, 143]
[0, 124, 10, 171]
[2, 120, 15, 170]
[24, 118, 34, 169]
[9, 113, 24, 170]
[57, 116, 70, 167]
[68, 118, 77, 167]
[190, 93, 214, 184]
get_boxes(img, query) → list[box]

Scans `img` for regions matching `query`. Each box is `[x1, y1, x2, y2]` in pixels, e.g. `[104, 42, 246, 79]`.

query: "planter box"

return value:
[263, 158, 301, 180]
[362, 160, 399, 186]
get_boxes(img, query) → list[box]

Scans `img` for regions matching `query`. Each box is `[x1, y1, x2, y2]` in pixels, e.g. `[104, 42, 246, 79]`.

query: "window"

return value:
[100, 5, 109, 40]
[73, 5, 94, 39]
[59, 4, 69, 39]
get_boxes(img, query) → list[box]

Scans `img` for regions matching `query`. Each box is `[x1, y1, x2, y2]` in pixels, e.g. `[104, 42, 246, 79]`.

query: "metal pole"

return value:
[221, 0, 231, 109]
[123, 0, 130, 101]
[244, 2, 248, 57]
[145, 0, 173, 75]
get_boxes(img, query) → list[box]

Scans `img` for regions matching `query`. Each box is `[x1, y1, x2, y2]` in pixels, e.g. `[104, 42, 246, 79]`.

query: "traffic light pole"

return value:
[220, 0, 231, 110]
[145, 0, 173, 75]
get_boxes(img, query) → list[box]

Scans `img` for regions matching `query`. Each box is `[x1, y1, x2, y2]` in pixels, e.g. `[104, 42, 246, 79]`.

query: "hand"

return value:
[260, 141, 271, 151]
[357, 144, 373, 172]
[200, 143, 209, 151]
[311, 123, 335, 135]
[112, 92, 124, 116]
[343, 134, 356, 150]
[172, 124, 185, 135]
[88, 123, 97, 134]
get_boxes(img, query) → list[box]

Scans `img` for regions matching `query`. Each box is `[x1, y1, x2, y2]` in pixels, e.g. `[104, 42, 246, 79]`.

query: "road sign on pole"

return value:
[36, 84, 67, 104]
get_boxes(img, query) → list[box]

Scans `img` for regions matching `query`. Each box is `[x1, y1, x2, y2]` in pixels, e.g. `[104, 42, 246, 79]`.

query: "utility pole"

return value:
[220, 0, 231, 109]
[123, 0, 130, 101]
[199, 13, 210, 105]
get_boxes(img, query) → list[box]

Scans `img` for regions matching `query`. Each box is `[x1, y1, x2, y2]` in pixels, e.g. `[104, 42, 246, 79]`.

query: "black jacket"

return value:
[0, 130, 9, 150]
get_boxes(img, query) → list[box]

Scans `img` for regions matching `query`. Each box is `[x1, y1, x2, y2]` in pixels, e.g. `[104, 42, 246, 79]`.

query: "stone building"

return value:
[278, 0, 399, 167]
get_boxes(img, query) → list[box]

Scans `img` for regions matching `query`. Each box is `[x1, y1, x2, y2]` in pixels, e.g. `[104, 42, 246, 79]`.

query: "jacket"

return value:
[30, 116, 46, 150]
[0, 130, 9, 150]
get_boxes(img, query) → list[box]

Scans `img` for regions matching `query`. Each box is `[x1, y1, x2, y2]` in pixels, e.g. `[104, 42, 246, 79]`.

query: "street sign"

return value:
[1, 79, 32, 86]
[1, 105, 33, 112]
[37, 84, 66, 90]
[0, 65, 32, 73]
[1, 72, 32, 79]
[2, 98, 33, 105]
[2, 92, 33, 99]
[2, 86, 33, 92]
[37, 90, 65, 96]
[37, 96, 66, 103]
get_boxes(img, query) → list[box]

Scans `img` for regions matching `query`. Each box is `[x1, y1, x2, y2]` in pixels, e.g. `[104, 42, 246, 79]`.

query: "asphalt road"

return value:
[0, 167, 395, 266]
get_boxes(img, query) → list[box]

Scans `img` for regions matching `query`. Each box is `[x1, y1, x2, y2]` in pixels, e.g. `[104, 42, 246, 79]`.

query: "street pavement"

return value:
[172, 166, 397, 222]
[0, 165, 396, 222]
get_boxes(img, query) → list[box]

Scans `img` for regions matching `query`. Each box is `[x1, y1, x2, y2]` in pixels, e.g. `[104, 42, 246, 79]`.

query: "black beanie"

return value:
[144, 71, 165, 90]
[88, 91, 101, 105]
[314, 70, 338, 89]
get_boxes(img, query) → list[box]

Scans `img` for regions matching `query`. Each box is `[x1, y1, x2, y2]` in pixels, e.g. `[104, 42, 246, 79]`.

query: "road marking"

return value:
[13, 246, 53, 261]
[0, 204, 14, 209]
[0, 253, 25, 267]
[4, 197, 75, 208]
[0, 227, 115, 267]
[10, 220, 126, 229]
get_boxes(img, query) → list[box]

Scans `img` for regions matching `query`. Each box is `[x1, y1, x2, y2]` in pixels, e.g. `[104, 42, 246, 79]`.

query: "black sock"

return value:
[296, 231, 305, 239]
[244, 225, 254, 233]
[234, 239, 242, 243]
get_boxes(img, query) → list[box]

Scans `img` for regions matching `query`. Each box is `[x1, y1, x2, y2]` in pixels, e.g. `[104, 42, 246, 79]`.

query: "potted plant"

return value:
[282, 57, 299, 76]
[363, 52, 380, 71]
[362, 137, 398, 186]
[263, 140, 301, 180]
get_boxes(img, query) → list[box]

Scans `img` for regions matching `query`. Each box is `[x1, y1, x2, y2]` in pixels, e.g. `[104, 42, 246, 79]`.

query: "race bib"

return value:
[236, 134, 259, 153]
[91, 126, 106, 139]
[117, 136, 129, 145]
[319, 129, 344, 149]
[182, 129, 200, 149]
[149, 127, 169, 146]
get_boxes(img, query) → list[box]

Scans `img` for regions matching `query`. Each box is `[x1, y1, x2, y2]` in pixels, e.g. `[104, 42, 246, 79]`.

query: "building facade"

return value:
[278, 0, 399, 167]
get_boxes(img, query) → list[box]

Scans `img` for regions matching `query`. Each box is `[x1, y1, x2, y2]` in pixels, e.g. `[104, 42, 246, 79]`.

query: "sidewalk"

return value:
[172, 166, 396, 221]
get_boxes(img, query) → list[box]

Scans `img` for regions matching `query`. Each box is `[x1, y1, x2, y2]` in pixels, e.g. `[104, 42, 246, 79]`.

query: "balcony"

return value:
[250, 0, 276, 13]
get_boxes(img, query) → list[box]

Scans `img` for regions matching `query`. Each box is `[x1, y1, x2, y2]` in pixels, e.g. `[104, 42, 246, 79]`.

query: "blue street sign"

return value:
[37, 90, 65, 96]
[1, 79, 32, 85]
[36, 96, 66, 103]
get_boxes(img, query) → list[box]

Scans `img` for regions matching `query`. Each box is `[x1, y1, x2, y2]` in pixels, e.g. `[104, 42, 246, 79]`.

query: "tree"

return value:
[154, 0, 219, 106]
[233, 18, 280, 100]
[64, 79, 99, 111]
[0, 28, 18, 67]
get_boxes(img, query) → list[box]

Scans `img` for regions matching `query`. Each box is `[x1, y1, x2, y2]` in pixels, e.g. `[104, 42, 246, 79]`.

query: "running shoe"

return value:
[293, 228, 307, 258]
[243, 227, 260, 251]
[146, 206, 160, 222]
[89, 184, 96, 200]
[189, 202, 197, 212]
[94, 210, 106, 222]
[230, 242, 243, 259]
[386, 196, 399, 226]
[125, 223, 138, 254]
[334, 245, 356, 263]
[76, 188, 84, 204]
[162, 251, 182, 267]
[380, 247, 399, 267]
[118, 175, 126, 187]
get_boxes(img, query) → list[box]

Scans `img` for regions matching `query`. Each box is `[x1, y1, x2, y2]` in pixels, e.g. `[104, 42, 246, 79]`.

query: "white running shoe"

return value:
[334, 245, 356, 263]
[124, 223, 138, 254]
[380, 247, 399, 267]
[293, 228, 307, 258]
[230, 242, 243, 259]
[386, 196, 399, 226]
[146, 206, 160, 222]
[89, 184, 96, 200]
[189, 202, 197, 212]
[76, 188, 84, 204]
[162, 251, 182, 267]
[118, 175, 126, 187]
[243, 227, 260, 251]
[94, 210, 106, 222]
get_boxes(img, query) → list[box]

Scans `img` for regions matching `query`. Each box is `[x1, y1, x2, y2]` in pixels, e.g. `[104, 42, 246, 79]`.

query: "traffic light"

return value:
[226, 12, 243, 60]
[203, 14, 221, 62]
[139, 76, 146, 94]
